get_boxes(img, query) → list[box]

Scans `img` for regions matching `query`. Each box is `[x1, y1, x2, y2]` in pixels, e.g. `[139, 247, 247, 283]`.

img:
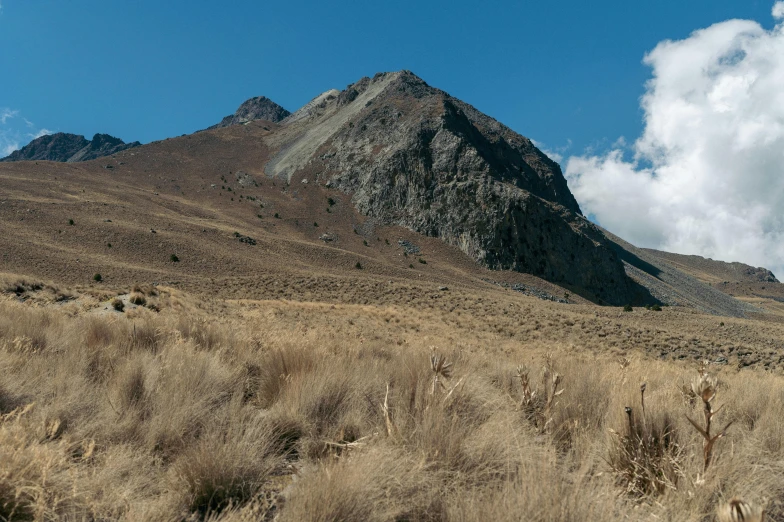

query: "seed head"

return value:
[692, 374, 718, 403]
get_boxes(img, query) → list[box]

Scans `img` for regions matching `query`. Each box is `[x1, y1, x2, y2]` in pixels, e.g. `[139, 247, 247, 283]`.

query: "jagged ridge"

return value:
[0, 132, 140, 163]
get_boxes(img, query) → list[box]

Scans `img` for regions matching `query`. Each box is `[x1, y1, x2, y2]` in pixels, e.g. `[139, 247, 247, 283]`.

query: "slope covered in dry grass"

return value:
[0, 278, 782, 521]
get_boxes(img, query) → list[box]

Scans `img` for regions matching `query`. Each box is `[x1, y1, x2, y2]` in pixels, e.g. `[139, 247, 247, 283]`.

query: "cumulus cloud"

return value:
[774, 1, 784, 19]
[565, 4, 784, 275]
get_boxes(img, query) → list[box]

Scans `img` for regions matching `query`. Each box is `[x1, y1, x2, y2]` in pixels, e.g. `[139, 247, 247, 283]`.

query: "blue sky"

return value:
[0, 0, 775, 151]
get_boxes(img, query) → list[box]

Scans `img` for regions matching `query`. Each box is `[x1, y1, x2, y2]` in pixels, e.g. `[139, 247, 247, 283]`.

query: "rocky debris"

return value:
[487, 279, 567, 303]
[743, 266, 778, 283]
[0, 132, 140, 163]
[209, 96, 290, 129]
[234, 170, 256, 188]
[269, 71, 649, 305]
[397, 240, 420, 255]
[233, 232, 257, 245]
[320, 233, 336, 242]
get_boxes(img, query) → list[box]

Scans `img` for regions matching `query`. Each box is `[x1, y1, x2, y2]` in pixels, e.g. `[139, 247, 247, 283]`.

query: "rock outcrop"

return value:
[1, 132, 140, 162]
[209, 96, 291, 129]
[267, 71, 654, 305]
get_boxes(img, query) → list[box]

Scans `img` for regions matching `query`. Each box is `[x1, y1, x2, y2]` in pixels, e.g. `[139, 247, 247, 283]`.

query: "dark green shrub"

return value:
[170, 254, 180, 263]
[355, 262, 363, 269]
[93, 273, 102, 282]
[623, 304, 633, 312]
[112, 298, 124, 312]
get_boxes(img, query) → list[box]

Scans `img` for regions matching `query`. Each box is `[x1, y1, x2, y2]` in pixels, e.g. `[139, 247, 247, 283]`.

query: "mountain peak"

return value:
[209, 96, 291, 129]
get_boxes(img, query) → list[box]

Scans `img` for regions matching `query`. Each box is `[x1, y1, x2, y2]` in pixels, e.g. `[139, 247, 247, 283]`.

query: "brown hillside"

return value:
[0, 121, 574, 306]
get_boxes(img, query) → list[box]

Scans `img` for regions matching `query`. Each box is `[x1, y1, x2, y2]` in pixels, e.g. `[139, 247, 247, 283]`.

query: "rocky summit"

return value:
[209, 96, 291, 129]
[266, 71, 651, 305]
[1, 132, 140, 163]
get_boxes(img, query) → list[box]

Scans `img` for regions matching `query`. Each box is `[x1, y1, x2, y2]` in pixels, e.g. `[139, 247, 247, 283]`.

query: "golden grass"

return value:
[0, 289, 782, 521]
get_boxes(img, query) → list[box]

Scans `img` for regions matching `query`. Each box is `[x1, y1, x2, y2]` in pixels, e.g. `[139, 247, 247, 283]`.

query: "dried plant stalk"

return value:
[685, 373, 733, 472]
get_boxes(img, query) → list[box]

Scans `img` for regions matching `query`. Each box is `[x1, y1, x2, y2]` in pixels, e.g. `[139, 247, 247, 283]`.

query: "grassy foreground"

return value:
[0, 284, 782, 521]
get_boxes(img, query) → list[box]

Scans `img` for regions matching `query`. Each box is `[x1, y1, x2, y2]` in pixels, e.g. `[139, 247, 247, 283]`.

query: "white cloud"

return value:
[0, 108, 18, 124]
[774, 1, 784, 19]
[28, 128, 51, 139]
[565, 6, 784, 275]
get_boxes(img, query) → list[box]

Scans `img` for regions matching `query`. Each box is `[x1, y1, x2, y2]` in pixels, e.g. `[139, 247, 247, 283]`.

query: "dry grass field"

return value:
[1, 274, 783, 521]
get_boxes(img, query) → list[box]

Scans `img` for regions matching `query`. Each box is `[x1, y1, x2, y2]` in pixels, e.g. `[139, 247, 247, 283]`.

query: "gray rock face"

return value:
[0, 132, 140, 162]
[210, 96, 291, 129]
[269, 71, 652, 305]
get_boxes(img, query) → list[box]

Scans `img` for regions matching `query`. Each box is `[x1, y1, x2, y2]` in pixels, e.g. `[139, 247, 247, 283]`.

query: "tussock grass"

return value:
[0, 295, 782, 521]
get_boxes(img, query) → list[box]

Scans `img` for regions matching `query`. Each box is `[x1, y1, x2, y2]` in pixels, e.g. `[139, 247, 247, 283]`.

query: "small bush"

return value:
[314, 222, 319, 227]
[623, 304, 633, 312]
[363, 240, 368, 247]
[170, 254, 180, 263]
[107, 243, 112, 248]
[409, 264, 414, 269]
[68, 219, 74, 226]
[418, 258, 427, 264]
[274, 213, 280, 219]
[355, 262, 363, 270]
[93, 273, 102, 282]
[111, 298, 125, 312]
[327, 197, 336, 206]
[129, 293, 146, 306]
[651, 304, 662, 311]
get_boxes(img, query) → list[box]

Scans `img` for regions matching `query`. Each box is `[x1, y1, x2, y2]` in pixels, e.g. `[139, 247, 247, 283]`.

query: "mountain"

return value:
[265, 71, 651, 305]
[0, 132, 141, 163]
[209, 96, 291, 129]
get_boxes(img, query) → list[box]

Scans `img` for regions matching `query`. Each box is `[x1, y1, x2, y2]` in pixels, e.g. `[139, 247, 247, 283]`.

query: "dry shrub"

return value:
[0, 406, 89, 520]
[129, 292, 147, 306]
[255, 346, 321, 408]
[0, 304, 56, 353]
[280, 446, 427, 522]
[84, 316, 116, 350]
[141, 346, 239, 456]
[175, 316, 227, 351]
[269, 357, 366, 459]
[607, 403, 683, 496]
[446, 446, 616, 522]
[170, 409, 285, 518]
